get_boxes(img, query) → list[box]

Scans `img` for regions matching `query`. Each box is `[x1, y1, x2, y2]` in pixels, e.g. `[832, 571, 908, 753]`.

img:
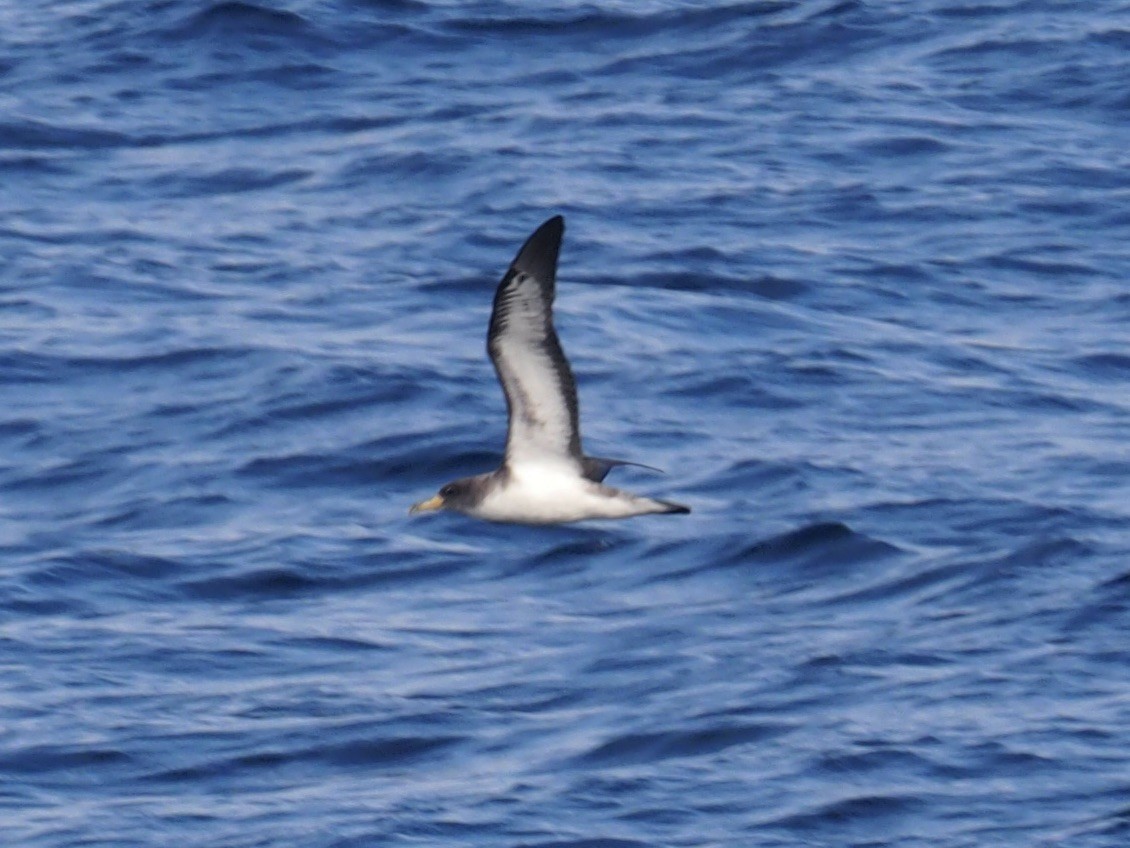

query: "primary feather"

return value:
[487, 216, 582, 471]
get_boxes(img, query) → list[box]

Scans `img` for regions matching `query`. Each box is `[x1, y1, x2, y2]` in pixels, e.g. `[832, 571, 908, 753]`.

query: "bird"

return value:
[410, 215, 689, 524]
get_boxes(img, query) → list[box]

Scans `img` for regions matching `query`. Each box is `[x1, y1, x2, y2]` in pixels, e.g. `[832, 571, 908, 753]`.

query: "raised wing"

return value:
[487, 216, 583, 470]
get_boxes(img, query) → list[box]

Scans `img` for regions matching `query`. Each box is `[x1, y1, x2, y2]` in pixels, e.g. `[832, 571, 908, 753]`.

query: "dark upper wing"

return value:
[487, 215, 583, 470]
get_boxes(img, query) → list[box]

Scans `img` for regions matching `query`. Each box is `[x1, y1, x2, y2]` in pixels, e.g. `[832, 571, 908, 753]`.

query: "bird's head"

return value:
[409, 478, 477, 516]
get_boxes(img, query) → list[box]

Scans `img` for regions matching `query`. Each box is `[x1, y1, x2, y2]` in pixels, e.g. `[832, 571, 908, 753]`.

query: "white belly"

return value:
[473, 463, 660, 524]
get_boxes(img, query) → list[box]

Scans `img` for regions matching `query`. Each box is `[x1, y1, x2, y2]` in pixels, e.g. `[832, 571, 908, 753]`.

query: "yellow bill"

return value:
[409, 494, 445, 514]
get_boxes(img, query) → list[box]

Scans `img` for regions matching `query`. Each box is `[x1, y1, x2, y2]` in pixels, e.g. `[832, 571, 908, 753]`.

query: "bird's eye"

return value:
[441, 485, 456, 497]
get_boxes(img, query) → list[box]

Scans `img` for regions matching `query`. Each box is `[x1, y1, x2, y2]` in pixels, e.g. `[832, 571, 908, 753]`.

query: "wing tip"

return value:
[512, 215, 565, 284]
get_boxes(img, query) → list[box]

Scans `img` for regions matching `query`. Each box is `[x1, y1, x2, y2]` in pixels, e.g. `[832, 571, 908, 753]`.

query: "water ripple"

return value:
[2, 1, 1127, 846]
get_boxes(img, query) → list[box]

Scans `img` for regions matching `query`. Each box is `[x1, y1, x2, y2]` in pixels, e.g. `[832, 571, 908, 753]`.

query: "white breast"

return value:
[473, 461, 668, 524]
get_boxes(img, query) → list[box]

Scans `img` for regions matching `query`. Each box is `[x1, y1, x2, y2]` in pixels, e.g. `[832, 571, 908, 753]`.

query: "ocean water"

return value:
[2, 1, 1128, 845]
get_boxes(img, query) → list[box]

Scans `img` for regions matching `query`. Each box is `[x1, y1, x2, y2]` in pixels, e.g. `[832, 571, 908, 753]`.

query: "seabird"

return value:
[410, 216, 689, 524]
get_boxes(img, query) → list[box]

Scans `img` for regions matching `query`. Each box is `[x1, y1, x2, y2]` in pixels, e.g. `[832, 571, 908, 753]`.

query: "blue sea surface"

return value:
[2, 1, 1129, 846]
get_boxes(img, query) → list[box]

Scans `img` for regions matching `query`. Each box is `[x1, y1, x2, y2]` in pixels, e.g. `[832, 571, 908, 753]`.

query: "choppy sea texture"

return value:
[2, 1, 1129, 846]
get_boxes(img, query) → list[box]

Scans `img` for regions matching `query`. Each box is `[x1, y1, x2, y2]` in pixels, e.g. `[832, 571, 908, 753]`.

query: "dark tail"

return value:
[656, 499, 690, 515]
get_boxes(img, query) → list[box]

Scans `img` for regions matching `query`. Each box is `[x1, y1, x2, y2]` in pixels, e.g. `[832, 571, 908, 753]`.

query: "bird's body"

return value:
[449, 462, 684, 525]
[410, 216, 688, 524]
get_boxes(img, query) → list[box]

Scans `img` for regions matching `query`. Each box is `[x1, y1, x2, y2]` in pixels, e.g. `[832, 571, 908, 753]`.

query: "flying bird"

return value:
[410, 216, 689, 524]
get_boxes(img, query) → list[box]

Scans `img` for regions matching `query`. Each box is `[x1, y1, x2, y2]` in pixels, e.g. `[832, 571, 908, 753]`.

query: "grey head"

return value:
[409, 473, 493, 516]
